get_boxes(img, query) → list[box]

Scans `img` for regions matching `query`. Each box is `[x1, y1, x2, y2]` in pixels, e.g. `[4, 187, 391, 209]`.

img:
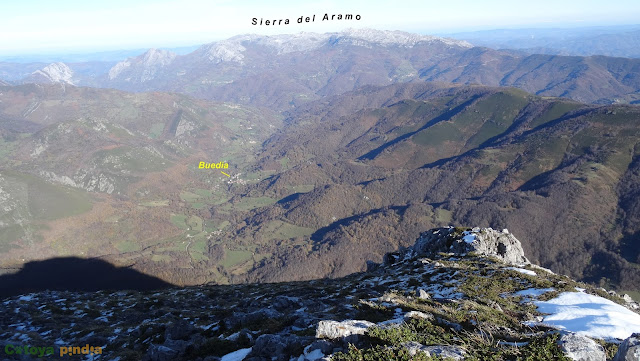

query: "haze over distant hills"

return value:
[446, 25, 640, 58]
[0, 45, 202, 64]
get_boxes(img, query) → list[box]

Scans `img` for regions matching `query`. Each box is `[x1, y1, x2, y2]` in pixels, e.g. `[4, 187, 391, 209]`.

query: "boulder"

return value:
[404, 311, 434, 321]
[305, 340, 334, 355]
[144, 344, 180, 361]
[165, 319, 195, 341]
[558, 333, 606, 361]
[418, 289, 431, 300]
[298, 342, 333, 361]
[614, 333, 640, 361]
[271, 295, 301, 311]
[315, 320, 374, 339]
[250, 334, 308, 361]
[403, 341, 466, 360]
[225, 308, 283, 329]
[413, 227, 529, 265]
[622, 294, 640, 310]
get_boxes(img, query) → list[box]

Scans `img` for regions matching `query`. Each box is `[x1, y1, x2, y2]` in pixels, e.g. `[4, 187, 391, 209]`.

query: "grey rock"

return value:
[80, 334, 109, 347]
[413, 227, 529, 265]
[621, 295, 640, 310]
[250, 334, 288, 360]
[366, 260, 379, 271]
[226, 329, 253, 343]
[316, 320, 374, 339]
[300, 342, 330, 361]
[436, 317, 463, 332]
[293, 316, 315, 329]
[250, 334, 308, 361]
[145, 344, 180, 361]
[418, 289, 431, 300]
[614, 333, 640, 361]
[226, 308, 283, 329]
[383, 251, 402, 265]
[163, 339, 189, 354]
[404, 311, 434, 321]
[165, 318, 195, 340]
[558, 333, 606, 361]
[378, 294, 402, 304]
[271, 295, 301, 311]
[306, 340, 335, 355]
[487, 300, 503, 312]
[403, 341, 466, 360]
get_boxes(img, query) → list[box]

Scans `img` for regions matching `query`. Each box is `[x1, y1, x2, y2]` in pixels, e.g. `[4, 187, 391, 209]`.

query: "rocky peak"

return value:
[202, 38, 248, 64]
[411, 227, 530, 265]
[108, 48, 177, 81]
[141, 48, 177, 67]
[31, 62, 74, 84]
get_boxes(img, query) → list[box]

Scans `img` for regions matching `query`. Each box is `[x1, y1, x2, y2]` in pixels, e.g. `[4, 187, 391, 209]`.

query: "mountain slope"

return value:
[237, 82, 640, 291]
[1, 228, 638, 361]
[2, 81, 640, 293]
[0, 83, 282, 285]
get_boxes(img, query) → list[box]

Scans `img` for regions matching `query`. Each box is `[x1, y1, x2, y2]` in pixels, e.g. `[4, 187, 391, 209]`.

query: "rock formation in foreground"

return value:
[1, 227, 639, 361]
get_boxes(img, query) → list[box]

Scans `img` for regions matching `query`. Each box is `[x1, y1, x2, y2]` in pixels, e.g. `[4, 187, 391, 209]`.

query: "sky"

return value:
[1, 0, 640, 55]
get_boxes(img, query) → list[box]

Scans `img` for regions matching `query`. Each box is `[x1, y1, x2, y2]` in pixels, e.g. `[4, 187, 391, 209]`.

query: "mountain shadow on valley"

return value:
[358, 96, 480, 161]
[619, 232, 640, 265]
[309, 206, 408, 243]
[0, 257, 173, 298]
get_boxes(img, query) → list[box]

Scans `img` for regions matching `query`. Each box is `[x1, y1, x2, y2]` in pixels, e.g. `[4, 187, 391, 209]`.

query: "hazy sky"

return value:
[2, 0, 639, 55]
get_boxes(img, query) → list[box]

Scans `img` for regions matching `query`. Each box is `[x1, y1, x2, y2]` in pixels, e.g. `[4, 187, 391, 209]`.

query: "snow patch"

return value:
[506, 267, 536, 276]
[532, 292, 640, 340]
[221, 347, 252, 361]
[462, 233, 476, 244]
[515, 288, 555, 297]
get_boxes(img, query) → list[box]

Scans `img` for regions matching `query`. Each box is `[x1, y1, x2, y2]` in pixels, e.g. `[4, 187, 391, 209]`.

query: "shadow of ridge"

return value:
[310, 205, 408, 243]
[0, 257, 174, 299]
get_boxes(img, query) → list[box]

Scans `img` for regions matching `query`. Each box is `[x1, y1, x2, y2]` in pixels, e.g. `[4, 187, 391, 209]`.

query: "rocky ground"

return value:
[1, 227, 639, 360]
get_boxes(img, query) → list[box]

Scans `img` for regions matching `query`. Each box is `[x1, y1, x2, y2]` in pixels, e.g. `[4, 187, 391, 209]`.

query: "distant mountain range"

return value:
[1, 28, 640, 106]
[446, 25, 640, 58]
[0, 45, 201, 63]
